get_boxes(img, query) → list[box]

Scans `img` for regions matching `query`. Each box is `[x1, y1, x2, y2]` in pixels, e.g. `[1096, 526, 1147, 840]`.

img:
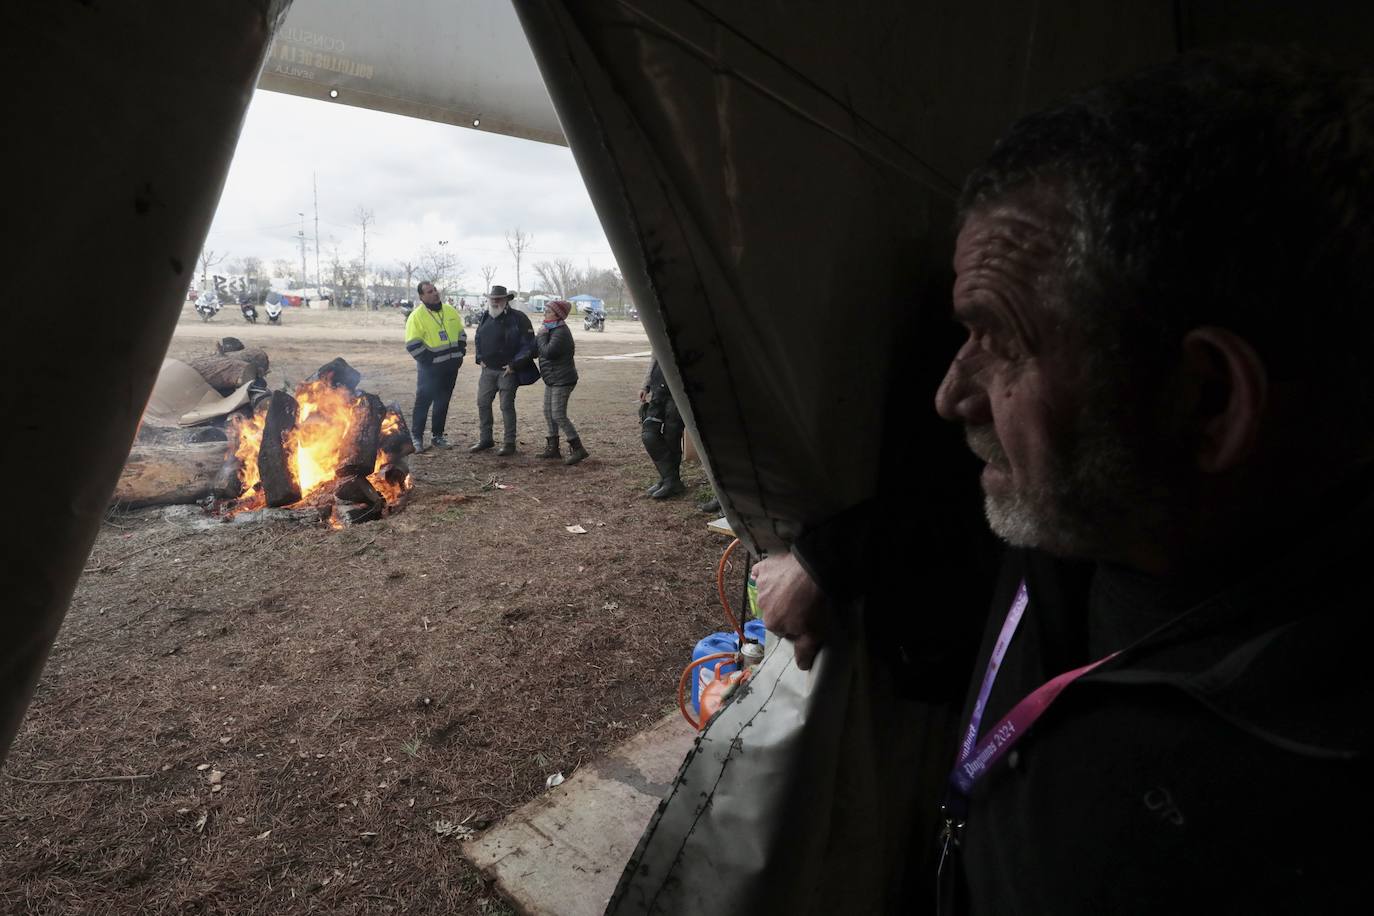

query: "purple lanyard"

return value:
[950, 580, 1119, 799]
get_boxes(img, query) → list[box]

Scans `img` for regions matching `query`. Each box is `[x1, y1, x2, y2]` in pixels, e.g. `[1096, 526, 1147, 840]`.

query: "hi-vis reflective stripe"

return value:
[431, 351, 460, 364]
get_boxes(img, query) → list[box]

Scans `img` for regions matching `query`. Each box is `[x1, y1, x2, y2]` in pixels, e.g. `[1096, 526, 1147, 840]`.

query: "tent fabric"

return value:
[512, 1, 1374, 912]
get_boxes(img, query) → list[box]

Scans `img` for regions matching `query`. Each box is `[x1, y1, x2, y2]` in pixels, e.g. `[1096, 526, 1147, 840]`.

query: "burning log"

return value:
[111, 442, 226, 508]
[258, 391, 301, 507]
[212, 455, 244, 500]
[338, 393, 385, 478]
[310, 357, 361, 393]
[379, 407, 416, 462]
[335, 474, 386, 525]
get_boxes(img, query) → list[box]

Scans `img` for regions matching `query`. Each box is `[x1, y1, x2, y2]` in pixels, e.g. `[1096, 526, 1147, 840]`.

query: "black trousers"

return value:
[641, 395, 684, 468]
[412, 362, 460, 439]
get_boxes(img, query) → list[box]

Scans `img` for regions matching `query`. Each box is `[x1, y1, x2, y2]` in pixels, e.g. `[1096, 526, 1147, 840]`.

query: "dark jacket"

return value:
[474, 308, 536, 372]
[947, 498, 1374, 915]
[536, 322, 578, 386]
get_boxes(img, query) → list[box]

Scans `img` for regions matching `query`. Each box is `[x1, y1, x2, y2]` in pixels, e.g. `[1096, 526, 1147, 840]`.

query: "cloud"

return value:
[200, 90, 614, 288]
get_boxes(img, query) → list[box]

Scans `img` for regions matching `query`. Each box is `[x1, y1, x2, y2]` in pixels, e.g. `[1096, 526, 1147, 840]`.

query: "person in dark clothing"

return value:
[755, 48, 1374, 913]
[535, 299, 589, 465]
[471, 285, 538, 457]
[640, 357, 685, 499]
[403, 280, 466, 451]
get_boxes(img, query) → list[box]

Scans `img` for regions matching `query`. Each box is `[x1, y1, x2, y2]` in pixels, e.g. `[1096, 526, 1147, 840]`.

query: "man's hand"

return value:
[754, 552, 830, 670]
[639, 389, 649, 404]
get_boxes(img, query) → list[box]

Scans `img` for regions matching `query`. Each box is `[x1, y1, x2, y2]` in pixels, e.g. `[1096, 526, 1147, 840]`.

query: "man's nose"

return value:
[934, 343, 990, 424]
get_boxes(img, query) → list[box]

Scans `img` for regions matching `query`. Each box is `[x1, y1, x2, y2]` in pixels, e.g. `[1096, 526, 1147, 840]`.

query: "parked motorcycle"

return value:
[195, 294, 221, 322]
[264, 299, 283, 325]
[584, 310, 606, 332]
[239, 297, 258, 324]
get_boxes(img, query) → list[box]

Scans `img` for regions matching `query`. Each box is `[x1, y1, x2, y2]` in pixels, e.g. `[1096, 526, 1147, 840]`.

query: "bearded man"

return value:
[756, 48, 1374, 913]
[471, 284, 539, 456]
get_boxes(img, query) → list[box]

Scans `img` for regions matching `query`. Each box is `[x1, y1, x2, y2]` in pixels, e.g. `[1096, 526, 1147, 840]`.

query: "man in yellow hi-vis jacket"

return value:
[404, 281, 466, 451]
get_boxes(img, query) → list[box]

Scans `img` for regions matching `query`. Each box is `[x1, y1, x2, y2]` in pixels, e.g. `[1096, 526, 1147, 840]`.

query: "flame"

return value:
[223, 383, 412, 519]
[292, 378, 357, 499]
[228, 408, 268, 511]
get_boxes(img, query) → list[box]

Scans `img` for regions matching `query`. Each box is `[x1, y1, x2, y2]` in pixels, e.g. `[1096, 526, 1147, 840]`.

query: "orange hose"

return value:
[678, 651, 738, 730]
[715, 538, 745, 641]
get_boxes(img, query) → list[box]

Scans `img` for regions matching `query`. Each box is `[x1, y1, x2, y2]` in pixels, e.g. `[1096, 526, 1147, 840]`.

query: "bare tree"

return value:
[398, 260, 418, 296]
[480, 263, 498, 293]
[532, 259, 583, 298]
[198, 248, 227, 292]
[505, 229, 532, 296]
[418, 245, 460, 289]
[271, 258, 295, 280]
[354, 206, 375, 309]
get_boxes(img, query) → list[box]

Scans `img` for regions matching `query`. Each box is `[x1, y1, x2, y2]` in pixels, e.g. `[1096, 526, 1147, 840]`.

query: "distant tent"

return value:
[567, 294, 603, 313]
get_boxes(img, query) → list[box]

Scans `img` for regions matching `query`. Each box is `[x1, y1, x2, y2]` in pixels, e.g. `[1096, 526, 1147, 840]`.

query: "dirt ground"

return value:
[0, 305, 737, 915]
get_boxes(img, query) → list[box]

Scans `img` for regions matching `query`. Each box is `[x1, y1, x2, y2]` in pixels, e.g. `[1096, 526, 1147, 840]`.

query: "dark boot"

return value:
[538, 436, 561, 459]
[565, 438, 589, 466]
[645, 458, 667, 495]
[652, 458, 684, 499]
[497, 441, 517, 457]
[469, 440, 494, 453]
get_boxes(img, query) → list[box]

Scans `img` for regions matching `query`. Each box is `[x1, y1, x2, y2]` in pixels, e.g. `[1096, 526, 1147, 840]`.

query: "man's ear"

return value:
[1179, 327, 1268, 473]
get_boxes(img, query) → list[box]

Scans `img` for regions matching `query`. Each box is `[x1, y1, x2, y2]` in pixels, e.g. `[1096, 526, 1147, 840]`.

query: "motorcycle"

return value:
[584, 310, 606, 332]
[264, 299, 283, 325]
[195, 294, 221, 322]
[239, 297, 258, 324]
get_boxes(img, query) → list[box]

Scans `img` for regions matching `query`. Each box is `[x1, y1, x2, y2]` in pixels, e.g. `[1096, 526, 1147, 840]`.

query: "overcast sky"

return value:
[200, 89, 614, 293]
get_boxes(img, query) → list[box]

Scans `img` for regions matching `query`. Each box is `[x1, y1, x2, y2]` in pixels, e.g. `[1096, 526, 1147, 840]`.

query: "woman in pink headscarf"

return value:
[535, 299, 589, 464]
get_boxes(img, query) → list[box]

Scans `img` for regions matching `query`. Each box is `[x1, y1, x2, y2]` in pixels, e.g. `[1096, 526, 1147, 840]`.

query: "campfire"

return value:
[213, 359, 414, 526]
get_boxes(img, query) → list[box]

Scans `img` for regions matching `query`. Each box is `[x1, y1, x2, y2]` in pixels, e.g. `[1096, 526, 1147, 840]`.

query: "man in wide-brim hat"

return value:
[471, 285, 539, 456]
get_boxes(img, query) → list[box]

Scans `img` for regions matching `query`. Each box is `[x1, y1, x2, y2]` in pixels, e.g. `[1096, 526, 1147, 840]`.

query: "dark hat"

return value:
[487, 285, 514, 301]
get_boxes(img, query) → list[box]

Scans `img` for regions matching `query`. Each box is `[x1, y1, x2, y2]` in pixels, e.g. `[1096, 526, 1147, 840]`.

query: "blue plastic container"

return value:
[689, 620, 768, 714]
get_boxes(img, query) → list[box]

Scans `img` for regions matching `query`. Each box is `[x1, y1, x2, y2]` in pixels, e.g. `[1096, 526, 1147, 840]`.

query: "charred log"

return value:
[338, 393, 385, 477]
[310, 357, 361, 393]
[379, 407, 417, 462]
[259, 391, 301, 507]
[216, 337, 245, 354]
[335, 475, 385, 525]
[212, 453, 244, 500]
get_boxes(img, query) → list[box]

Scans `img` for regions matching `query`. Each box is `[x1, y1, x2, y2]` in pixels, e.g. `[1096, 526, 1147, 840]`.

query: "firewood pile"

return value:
[115, 354, 413, 526]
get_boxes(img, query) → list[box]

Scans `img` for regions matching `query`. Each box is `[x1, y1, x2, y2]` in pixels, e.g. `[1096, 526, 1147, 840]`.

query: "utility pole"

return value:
[313, 173, 321, 293]
[297, 212, 307, 291]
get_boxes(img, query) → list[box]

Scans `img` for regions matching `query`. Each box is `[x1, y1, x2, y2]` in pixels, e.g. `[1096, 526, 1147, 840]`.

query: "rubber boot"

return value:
[538, 436, 561, 459]
[645, 457, 667, 495]
[651, 458, 685, 499]
[497, 441, 517, 457]
[565, 438, 589, 466]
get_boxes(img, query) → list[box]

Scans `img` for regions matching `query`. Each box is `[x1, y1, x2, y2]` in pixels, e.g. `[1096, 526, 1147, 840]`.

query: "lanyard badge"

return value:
[947, 580, 1120, 813]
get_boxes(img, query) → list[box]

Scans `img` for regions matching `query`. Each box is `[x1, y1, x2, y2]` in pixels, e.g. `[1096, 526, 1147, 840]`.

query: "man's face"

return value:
[935, 198, 1163, 558]
[419, 284, 440, 306]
